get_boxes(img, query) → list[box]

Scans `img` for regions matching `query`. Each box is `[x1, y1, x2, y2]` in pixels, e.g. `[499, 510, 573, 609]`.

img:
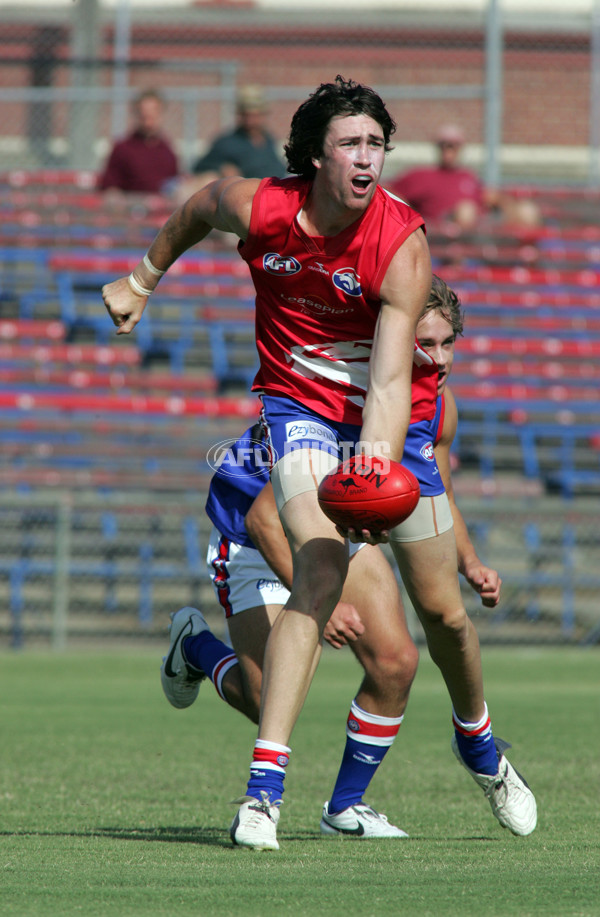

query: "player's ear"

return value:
[311, 155, 322, 171]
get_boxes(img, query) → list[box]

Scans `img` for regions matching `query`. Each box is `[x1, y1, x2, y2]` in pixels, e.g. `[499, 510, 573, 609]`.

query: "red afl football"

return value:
[318, 455, 421, 533]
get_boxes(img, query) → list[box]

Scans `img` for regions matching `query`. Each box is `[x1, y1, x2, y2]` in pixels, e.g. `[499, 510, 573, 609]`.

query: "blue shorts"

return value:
[260, 394, 444, 498]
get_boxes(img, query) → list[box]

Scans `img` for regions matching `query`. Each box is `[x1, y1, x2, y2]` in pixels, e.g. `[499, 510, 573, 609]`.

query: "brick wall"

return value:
[0, 17, 593, 173]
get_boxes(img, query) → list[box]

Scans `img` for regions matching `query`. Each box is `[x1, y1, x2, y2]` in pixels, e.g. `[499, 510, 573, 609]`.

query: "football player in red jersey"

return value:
[156, 276, 505, 841]
[102, 77, 536, 849]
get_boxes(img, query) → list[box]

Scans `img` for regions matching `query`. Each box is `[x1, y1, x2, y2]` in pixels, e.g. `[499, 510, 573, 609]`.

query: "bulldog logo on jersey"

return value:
[263, 252, 301, 275]
[332, 268, 362, 297]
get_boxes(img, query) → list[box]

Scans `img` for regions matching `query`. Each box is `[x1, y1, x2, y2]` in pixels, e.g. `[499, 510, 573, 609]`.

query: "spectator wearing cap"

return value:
[172, 85, 286, 206]
[388, 124, 539, 231]
[192, 85, 286, 182]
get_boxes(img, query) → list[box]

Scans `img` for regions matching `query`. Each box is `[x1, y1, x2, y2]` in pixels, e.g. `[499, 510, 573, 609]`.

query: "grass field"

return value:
[1, 645, 598, 917]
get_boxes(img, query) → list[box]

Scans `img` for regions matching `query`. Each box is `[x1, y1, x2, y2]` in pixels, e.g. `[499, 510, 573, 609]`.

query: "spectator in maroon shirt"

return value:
[388, 124, 539, 232]
[98, 89, 179, 195]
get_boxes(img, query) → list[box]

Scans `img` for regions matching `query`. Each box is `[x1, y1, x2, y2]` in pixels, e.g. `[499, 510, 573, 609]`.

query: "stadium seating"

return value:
[0, 500, 211, 644]
[2, 177, 600, 643]
[1, 189, 599, 493]
[46, 251, 257, 382]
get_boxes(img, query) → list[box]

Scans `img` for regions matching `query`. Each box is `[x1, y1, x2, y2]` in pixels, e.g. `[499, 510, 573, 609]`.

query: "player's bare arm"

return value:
[244, 481, 294, 590]
[360, 228, 431, 462]
[435, 386, 502, 607]
[101, 178, 259, 334]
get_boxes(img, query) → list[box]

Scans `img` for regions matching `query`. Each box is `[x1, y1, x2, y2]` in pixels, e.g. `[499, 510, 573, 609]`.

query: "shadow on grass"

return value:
[0, 825, 325, 847]
[0, 826, 499, 846]
[99, 826, 227, 845]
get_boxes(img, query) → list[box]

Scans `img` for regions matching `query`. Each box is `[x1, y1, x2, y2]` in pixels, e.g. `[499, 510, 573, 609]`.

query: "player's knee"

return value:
[420, 604, 469, 640]
[363, 639, 419, 689]
[404, 639, 420, 681]
[291, 564, 345, 619]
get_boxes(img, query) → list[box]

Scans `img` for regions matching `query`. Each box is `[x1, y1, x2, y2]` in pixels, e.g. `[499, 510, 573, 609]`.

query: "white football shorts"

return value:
[206, 525, 365, 618]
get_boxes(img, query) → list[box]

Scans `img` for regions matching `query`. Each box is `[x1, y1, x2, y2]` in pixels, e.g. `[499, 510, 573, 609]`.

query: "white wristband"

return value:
[143, 254, 165, 276]
[127, 272, 154, 298]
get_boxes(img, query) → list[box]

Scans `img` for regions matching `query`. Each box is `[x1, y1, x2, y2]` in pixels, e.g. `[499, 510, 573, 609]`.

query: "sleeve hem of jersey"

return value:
[370, 215, 426, 300]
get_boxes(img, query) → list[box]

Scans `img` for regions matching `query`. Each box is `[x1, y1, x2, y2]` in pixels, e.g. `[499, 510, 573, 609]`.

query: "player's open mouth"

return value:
[351, 176, 372, 193]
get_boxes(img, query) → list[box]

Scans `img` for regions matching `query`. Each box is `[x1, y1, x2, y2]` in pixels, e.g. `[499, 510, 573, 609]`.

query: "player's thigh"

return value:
[227, 603, 283, 696]
[391, 528, 463, 619]
[265, 403, 352, 599]
[273, 452, 344, 543]
[279, 488, 349, 604]
[342, 544, 415, 666]
[342, 544, 408, 634]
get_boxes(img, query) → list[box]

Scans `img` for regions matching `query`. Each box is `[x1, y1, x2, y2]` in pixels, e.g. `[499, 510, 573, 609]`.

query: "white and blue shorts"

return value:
[206, 525, 365, 618]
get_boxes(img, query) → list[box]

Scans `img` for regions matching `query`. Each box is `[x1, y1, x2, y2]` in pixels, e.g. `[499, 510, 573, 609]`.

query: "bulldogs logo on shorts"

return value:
[420, 441, 435, 462]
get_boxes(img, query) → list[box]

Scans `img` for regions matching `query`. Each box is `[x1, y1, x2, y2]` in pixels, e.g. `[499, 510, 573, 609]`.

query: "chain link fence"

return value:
[1, 1, 600, 183]
[1, 489, 598, 648]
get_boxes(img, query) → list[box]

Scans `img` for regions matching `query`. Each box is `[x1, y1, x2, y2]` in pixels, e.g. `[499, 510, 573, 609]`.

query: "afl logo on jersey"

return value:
[332, 268, 362, 297]
[263, 252, 301, 275]
[420, 441, 435, 462]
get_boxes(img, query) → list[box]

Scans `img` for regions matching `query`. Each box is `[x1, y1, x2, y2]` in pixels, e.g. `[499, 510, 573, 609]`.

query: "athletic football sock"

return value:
[246, 739, 290, 805]
[328, 699, 403, 815]
[452, 702, 499, 776]
[182, 631, 238, 702]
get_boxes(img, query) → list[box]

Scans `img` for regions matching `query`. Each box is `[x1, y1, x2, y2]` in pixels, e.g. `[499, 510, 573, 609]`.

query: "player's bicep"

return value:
[434, 440, 454, 497]
[370, 229, 432, 391]
[378, 228, 431, 315]
[244, 479, 280, 539]
[368, 302, 415, 398]
[214, 177, 260, 238]
[174, 177, 258, 240]
[434, 389, 458, 497]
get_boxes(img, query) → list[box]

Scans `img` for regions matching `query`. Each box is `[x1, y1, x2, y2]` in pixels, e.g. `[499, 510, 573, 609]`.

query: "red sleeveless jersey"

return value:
[239, 176, 437, 425]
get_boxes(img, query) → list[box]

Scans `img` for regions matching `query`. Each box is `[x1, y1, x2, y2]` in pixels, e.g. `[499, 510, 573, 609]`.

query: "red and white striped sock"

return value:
[452, 702, 499, 776]
[246, 739, 291, 804]
[328, 699, 403, 814]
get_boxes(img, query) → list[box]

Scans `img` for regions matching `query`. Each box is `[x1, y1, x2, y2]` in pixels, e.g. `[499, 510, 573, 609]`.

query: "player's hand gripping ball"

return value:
[318, 455, 420, 533]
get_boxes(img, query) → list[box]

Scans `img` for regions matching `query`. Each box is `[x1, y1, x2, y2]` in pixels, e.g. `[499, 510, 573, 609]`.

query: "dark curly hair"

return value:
[422, 274, 464, 338]
[284, 75, 396, 179]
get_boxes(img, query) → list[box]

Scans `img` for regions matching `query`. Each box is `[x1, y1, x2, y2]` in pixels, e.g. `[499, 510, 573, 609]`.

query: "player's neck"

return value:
[299, 192, 364, 238]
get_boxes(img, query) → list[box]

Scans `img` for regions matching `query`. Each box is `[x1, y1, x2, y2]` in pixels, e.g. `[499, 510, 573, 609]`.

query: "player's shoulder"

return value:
[377, 184, 423, 225]
[247, 176, 311, 224]
[219, 176, 262, 208]
[259, 175, 310, 196]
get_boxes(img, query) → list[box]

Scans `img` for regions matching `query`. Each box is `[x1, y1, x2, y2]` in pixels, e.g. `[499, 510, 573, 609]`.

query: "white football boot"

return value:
[451, 735, 537, 836]
[230, 792, 281, 851]
[160, 607, 208, 709]
[320, 802, 409, 838]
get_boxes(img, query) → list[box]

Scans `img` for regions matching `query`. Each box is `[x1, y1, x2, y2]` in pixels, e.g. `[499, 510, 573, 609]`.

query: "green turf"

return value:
[1, 646, 598, 917]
